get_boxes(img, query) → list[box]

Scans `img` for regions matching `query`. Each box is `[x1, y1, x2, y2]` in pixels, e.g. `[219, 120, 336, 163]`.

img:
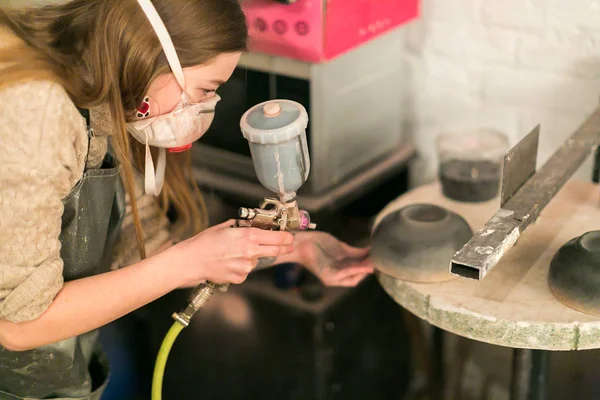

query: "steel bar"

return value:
[501, 126, 539, 206]
[511, 348, 532, 400]
[450, 107, 600, 280]
[510, 349, 548, 400]
[530, 351, 549, 400]
[431, 327, 445, 400]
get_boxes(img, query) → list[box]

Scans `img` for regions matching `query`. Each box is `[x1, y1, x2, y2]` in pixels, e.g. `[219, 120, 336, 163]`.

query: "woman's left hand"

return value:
[295, 231, 374, 287]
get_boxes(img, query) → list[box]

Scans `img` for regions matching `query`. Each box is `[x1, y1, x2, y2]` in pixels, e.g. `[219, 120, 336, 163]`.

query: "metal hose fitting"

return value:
[172, 282, 230, 327]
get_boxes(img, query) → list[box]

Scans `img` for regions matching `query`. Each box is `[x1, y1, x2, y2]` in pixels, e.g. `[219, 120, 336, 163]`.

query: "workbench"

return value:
[375, 179, 600, 400]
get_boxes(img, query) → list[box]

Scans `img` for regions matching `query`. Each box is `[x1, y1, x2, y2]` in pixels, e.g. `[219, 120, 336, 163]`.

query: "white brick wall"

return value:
[404, 0, 600, 186]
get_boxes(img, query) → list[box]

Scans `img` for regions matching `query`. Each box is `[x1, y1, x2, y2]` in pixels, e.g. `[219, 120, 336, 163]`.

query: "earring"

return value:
[137, 97, 150, 118]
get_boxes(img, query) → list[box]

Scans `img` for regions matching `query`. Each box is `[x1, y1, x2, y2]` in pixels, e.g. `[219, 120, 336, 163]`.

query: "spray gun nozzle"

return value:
[238, 207, 255, 219]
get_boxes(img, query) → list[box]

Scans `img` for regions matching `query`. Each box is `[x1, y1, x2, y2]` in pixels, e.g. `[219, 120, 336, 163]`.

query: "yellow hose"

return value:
[151, 321, 186, 400]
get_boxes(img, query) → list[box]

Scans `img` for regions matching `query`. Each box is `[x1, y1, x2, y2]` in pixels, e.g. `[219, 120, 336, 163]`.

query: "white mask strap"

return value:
[144, 132, 167, 196]
[136, 0, 186, 92]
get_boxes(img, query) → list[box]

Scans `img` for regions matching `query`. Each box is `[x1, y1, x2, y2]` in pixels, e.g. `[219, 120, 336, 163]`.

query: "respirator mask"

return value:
[128, 0, 220, 196]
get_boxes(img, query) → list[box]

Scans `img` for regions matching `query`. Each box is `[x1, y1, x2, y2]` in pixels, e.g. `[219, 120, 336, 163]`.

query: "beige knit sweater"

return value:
[0, 68, 171, 322]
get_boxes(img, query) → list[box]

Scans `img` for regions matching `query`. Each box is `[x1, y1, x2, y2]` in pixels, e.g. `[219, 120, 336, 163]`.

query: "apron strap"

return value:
[76, 106, 91, 128]
[76, 107, 94, 169]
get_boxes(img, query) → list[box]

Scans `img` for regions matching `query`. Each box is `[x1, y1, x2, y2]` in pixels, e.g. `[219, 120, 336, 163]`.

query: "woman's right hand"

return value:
[169, 219, 295, 286]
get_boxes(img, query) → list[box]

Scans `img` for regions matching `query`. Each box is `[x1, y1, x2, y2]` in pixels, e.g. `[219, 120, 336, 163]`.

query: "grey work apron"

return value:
[0, 108, 125, 400]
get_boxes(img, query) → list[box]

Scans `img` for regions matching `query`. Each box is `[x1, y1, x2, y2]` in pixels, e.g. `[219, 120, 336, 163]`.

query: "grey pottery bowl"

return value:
[548, 230, 600, 317]
[371, 203, 473, 283]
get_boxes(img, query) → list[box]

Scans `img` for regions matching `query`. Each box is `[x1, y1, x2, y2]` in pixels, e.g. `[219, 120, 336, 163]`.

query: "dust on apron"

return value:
[0, 108, 126, 400]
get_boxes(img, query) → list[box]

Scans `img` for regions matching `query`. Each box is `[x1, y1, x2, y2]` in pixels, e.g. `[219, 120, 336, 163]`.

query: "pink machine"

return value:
[242, 0, 420, 62]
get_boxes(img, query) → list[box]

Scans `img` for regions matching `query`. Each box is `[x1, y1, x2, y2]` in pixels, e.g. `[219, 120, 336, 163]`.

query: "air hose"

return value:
[151, 321, 184, 400]
[151, 282, 228, 400]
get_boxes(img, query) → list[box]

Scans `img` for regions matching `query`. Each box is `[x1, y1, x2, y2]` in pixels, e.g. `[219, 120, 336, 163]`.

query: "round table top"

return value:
[375, 180, 600, 351]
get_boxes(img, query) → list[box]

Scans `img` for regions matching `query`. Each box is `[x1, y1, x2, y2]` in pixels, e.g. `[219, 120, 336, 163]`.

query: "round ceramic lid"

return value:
[240, 100, 309, 144]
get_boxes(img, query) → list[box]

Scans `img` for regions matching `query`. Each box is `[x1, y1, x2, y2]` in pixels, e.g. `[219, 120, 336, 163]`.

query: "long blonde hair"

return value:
[0, 0, 248, 258]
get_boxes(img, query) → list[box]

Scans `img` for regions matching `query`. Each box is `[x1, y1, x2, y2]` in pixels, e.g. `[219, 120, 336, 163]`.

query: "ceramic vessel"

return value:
[548, 230, 600, 317]
[371, 203, 473, 283]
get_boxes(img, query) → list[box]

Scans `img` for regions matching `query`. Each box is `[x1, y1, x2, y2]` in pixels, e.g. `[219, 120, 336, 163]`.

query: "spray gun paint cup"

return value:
[436, 129, 509, 203]
[240, 100, 310, 202]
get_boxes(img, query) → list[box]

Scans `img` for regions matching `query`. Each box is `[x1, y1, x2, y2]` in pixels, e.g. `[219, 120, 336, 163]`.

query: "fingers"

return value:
[226, 241, 295, 283]
[251, 244, 295, 259]
[239, 228, 295, 246]
[229, 274, 249, 285]
[265, 244, 295, 255]
[336, 273, 371, 287]
[339, 242, 370, 259]
[351, 257, 375, 270]
[220, 258, 256, 284]
[228, 242, 294, 259]
[322, 262, 374, 287]
[333, 265, 374, 281]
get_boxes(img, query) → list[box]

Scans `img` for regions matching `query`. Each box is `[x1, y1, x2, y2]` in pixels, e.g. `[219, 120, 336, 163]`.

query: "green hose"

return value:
[151, 321, 186, 400]
[151, 282, 221, 399]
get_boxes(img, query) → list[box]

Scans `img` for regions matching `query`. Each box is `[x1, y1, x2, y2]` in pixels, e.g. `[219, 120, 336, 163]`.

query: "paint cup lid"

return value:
[240, 100, 308, 145]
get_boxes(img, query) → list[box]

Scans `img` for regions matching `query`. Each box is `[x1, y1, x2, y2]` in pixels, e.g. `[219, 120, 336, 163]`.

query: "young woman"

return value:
[0, 0, 373, 398]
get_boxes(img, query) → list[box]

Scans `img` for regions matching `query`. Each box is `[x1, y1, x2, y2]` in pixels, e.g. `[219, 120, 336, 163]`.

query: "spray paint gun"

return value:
[235, 100, 315, 229]
[172, 100, 315, 327]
